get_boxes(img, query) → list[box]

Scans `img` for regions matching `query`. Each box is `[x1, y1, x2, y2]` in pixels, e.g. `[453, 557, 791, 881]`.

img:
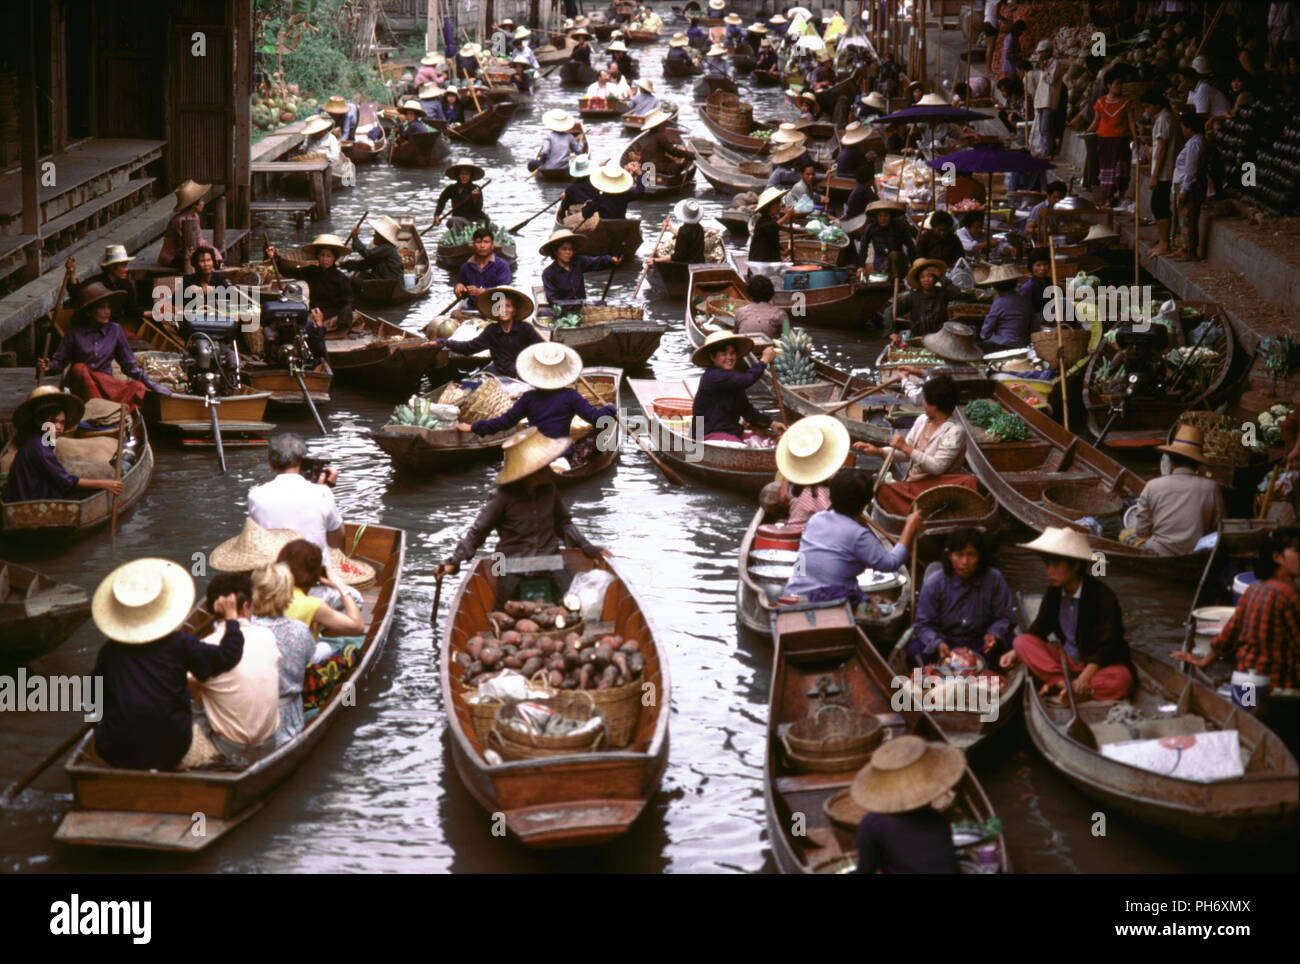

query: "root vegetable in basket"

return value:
[480, 645, 501, 667]
[515, 618, 540, 634]
[521, 656, 544, 678]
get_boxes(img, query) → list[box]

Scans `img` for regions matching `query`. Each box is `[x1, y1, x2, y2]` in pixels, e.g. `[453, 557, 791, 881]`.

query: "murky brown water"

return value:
[1, 43, 1294, 874]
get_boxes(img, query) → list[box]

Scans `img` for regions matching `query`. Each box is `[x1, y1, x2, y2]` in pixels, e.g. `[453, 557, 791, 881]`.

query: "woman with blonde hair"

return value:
[250, 563, 316, 745]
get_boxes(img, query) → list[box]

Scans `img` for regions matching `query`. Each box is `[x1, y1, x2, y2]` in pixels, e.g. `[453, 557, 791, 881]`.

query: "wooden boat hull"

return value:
[0, 562, 91, 663]
[750, 68, 781, 88]
[372, 426, 512, 472]
[389, 130, 449, 167]
[716, 210, 750, 237]
[558, 216, 642, 258]
[325, 313, 444, 397]
[435, 239, 518, 272]
[141, 388, 273, 436]
[548, 319, 664, 367]
[694, 148, 768, 194]
[352, 220, 434, 307]
[441, 550, 670, 848]
[650, 259, 692, 299]
[661, 56, 701, 78]
[444, 101, 517, 145]
[766, 603, 1009, 874]
[560, 61, 599, 86]
[537, 165, 574, 183]
[626, 29, 661, 44]
[578, 97, 629, 119]
[620, 125, 695, 198]
[341, 137, 386, 164]
[621, 102, 677, 132]
[772, 281, 886, 330]
[55, 524, 404, 852]
[776, 362, 916, 446]
[555, 368, 621, 486]
[693, 76, 739, 102]
[244, 363, 332, 407]
[700, 104, 772, 155]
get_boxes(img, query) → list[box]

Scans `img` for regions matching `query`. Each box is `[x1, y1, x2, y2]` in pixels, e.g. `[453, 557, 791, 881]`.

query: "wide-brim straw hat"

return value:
[669, 33, 689, 47]
[476, 285, 535, 321]
[13, 386, 85, 436]
[540, 228, 584, 259]
[591, 159, 634, 194]
[769, 14, 788, 24]
[514, 25, 532, 40]
[305, 233, 350, 257]
[849, 735, 966, 814]
[771, 122, 808, 145]
[770, 142, 805, 166]
[571, 28, 592, 39]
[445, 159, 485, 181]
[641, 107, 674, 131]
[370, 215, 402, 247]
[498, 428, 574, 486]
[608, 40, 629, 52]
[459, 43, 480, 57]
[917, 92, 948, 106]
[1019, 525, 1094, 562]
[977, 263, 1028, 287]
[74, 280, 126, 318]
[420, 52, 442, 66]
[569, 152, 594, 178]
[749, 24, 769, 35]
[921, 321, 983, 363]
[100, 243, 132, 268]
[635, 77, 654, 92]
[1083, 223, 1120, 243]
[210, 517, 300, 572]
[709, 0, 726, 9]
[1192, 55, 1212, 75]
[173, 179, 210, 212]
[1035, 39, 1052, 53]
[707, 44, 728, 57]
[675, 198, 703, 224]
[417, 82, 443, 99]
[692, 329, 755, 367]
[906, 257, 949, 290]
[397, 100, 425, 116]
[864, 91, 887, 110]
[323, 96, 350, 115]
[776, 415, 850, 485]
[724, 13, 743, 24]
[327, 549, 376, 587]
[840, 122, 870, 145]
[516, 342, 583, 390]
[302, 115, 334, 137]
[544, 108, 577, 132]
[1156, 424, 1210, 463]
[756, 185, 789, 212]
[865, 199, 903, 215]
[92, 559, 196, 645]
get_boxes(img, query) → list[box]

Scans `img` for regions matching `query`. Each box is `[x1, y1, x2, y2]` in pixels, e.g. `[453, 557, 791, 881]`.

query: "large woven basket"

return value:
[585, 678, 645, 749]
[490, 692, 606, 760]
[1031, 328, 1090, 367]
[1043, 482, 1123, 522]
[782, 703, 882, 772]
[581, 304, 644, 324]
[912, 484, 994, 523]
[439, 376, 514, 423]
[948, 302, 991, 320]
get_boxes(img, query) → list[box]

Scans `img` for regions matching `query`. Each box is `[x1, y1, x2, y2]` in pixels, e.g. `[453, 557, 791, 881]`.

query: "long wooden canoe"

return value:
[435, 101, 517, 145]
[750, 67, 782, 88]
[730, 42, 756, 73]
[1019, 592, 1298, 840]
[389, 129, 450, 167]
[435, 235, 519, 272]
[766, 602, 1009, 874]
[55, 523, 404, 852]
[621, 100, 677, 132]
[0, 411, 153, 547]
[0, 561, 91, 663]
[661, 55, 701, 78]
[140, 382, 275, 442]
[693, 75, 739, 102]
[555, 368, 622, 487]
[537, 164, 575, 182]
[532, 289, 664, 366]
[324, 312, 444, 398]
[692, 139, 769, 193]
[351, 221, 434, 308]
[442, 549, 669, 847]
[777, 363, 918, 446]
[340, 102, 388, 163]
[626, 28, 662, 44]
[700, 93, 773, 155]
[554, 215, 642, 258]
[620, 124, 696, 198]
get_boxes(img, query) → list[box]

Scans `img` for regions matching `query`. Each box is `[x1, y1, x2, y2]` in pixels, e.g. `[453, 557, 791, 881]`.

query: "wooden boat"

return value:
[532, 290, 665, 366]
[537, 164, 574, 182]
[0, 411, 153, 548]
[536, 40, 574, 67]
[794, 119, 840, 167]
[556, 368, 622, 486]
[389, 128, 450, 167]
[0, 561, 91, 663]
[693, 75, 739, 102]
[243, 359, 333, 409]
[620, 124, 695, 198]
[578, 96, 629, 120]
[442, 549, 669, 847]
[661, 55, 701, 78]
[55, 523, 404, 852]
[628, 375, 778, 495]
[869, 482, 1002, 542]
[560, 60, 599, 86]
[621, 101, 677, 132]
[649, 253, 726, 300]
[1019, 592, 1298, 840]
[626, 28, 662, 44]
[435, 235, 518, 272]
[324, 312, 444, 398]
[736, 508, 910, 646]
[766, 602, 1010, 874]
[750, 67, 782, 88]
[775, 360, 919, 446]
[351, 220, 434, 308]
[140, 382, 275, 442]
[436, 101, 517, 145]
[554, 215, 642, 258]
[700, 92, 773, 155]
[692, 138, 769, 193]
[340, 104, 387, 163]
[717, 209, 751, 237]
[684, 263, 749, 349]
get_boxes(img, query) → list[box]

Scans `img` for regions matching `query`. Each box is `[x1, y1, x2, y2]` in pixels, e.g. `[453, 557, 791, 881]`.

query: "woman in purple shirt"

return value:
[689, 332, 783, 442]
[1, 387, 124, 503]
[456, 342, 614, 440]
[908, 527, 1014, 666]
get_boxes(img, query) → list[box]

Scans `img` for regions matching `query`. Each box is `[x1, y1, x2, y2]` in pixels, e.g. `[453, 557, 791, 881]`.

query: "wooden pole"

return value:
[1047, 232, 1069, 431]
[1134, 147, 1141, 288]
[2, 723, 92, 801]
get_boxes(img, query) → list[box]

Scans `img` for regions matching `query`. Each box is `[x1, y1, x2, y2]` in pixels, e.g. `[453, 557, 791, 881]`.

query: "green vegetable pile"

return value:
[551, 312, 583, 329]
[438, 221, 510, 248]
[751, 129, 773, 139]
[963, 398, 1031, 441]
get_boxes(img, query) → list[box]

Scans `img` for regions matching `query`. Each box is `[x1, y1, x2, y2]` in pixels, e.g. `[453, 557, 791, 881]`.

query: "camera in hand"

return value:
[299, 456, 334, 486]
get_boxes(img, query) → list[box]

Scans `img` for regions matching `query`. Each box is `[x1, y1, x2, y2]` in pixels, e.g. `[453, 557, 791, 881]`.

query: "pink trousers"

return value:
[1012, 633, 1133, 702]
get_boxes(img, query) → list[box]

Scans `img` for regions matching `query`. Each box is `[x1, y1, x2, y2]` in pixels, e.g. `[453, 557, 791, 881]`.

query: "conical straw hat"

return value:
[1018, 525, 1094, 562]
[210, 517, 301, 572]
[516, 342, 583, 390]
[849, 735, 966, 813]
[497, 428, 574, 486]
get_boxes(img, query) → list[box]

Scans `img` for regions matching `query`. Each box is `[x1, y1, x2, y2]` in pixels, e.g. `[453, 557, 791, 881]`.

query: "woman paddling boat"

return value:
[434, 286, 543, 381]
[690, 330, 784, 443]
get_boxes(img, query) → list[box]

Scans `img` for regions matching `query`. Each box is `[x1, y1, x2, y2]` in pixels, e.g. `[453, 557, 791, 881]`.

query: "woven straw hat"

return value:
[707, 44, 728, 57]
[92, 559, 196, 645]
[1156, 424, 1209, 464]
[1083, 223, 1120, 243]
[724, 13, 743, 24]
[302, 114, 334, 137]
[849, 735, 966, 813]
[516, 342, 583, 390]
[675, 199, 703, 224]
[771, 142, 805, 165]
[569, 153, 594, 178]
[514, 26, 532, 40]
[709, 0, 726, 9]
[74, 280, 126, 318]
[497, 428, 574, 486]
[776, 415, 850, 485]
[590, 159, 634, 194]
[173, 179, 210, 212]
[771, 122, 808, 145]
[1019, 525, 1094, 562]
[636, 78, 654, 93]
[459, 43, 480, 57]
[420, 52, 442, 66]
[840, 121, 870, 145]
[921, 321, 983, 363]
[396, 100, 425, 116]
[445, 159, 485, 181]
[417, 82, 443, 99]
[327, 548, 377, 588]
[755, 185, 789, 212]
[669, 33, 689, 47]
[641, 107, 674, 131]
[864, 199, 902, 214]
[540, 229, 584, 259]
[906, 257, 948, 290]
[692, 329, 755, 367]
[977, 263, 1028, 286]
[323, 96, 350, 114]
[99, 243, 132, 268]
[544, 108, 578, 132]
[769, 14, 788, 24]
[571, 27, 591, 39]
[370, 215, 402, 247]
[863, 91, 887, 110]
[211, 517, 300, 572]
[13, 386, 84, 436]
[917, 92, 948, 106]
[608, 40, 629, 52]
[476, 285, 535, 321]
[751, 25, 770, 36]
[304, 234, 350, 257]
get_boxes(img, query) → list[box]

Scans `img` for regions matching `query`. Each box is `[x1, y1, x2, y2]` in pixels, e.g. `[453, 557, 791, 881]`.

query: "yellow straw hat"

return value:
[475, 285, 535, 321]
[13, 386, 84, 436]
[692, 329, 755, 367]
[302, 114, 335, 137]
[210, 517, 301, 572]
[173, 179, 210, 212]
[497, 429, 574, 486]
[1018, 525, 1095, 562]
[590, 159, 634, 194]
[1155, 424, 1210, 464]
[776, 415, 851, 485]
[92, 559, 197, 644]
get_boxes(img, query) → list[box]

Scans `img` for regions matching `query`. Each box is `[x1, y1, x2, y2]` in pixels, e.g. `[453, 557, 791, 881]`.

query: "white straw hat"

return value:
[1018, 525, 1095, 562]
[370, 215, 402, 247]
[302, 115, 334, 137]
[917, 92, 949, 106]
[776, 415, 850, 485]
[674, 199, 703, 224]
[543, 108, 578, 132]
[516, 342, 583, 390]
[608, 40, 628, 52]
[707, 44, 728, 57]
[99, 243, 132, 268]
[840, 121, 870, 145]
[590, 159, 634, 194]
[92, 559, 197, 644]
[770, 122, 807, 145]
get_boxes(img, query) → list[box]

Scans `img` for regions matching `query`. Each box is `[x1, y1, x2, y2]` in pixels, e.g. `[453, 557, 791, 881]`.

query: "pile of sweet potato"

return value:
[456, 629, 646, 691]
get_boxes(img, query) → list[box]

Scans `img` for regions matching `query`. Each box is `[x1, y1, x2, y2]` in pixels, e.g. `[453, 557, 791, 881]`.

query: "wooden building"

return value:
[0, 0, 253, 350]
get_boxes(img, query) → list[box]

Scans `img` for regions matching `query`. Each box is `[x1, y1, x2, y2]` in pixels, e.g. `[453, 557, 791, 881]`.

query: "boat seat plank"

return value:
[504, 798, 646, 846]
[53, 806, 261, 852]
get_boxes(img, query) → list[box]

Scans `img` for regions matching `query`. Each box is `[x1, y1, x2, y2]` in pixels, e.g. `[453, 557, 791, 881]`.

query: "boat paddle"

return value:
[822, 376, 903, 417]
[38, 257, 77, 383]
[871, 445, 896, 499]
[508, 194, 564, 233]
[209, 397, 227, 474]
[430, 571, 445, 633]
[598, 237, 629, 304]
[423, 179, 495, 233]
[632, 215, 672, 299]
[295, 364, 329, 435]
[2, 722, 92, 802]
[110, 411, 128, 544]
[577, 374, 685, 485]
[347, 209, 371, 245]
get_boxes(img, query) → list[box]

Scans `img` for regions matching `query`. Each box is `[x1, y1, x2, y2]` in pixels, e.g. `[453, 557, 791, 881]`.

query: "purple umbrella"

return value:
[928, 145, 1053, 249]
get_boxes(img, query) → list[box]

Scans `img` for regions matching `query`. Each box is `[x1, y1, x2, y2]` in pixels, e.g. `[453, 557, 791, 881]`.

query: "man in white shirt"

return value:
[191, 572, 281, 765]
[248, 432, 344, 557]
[606, 64, 633, 100]
[586, 70, 617, 100]
[1188, 57, 1231, 119]
[1142, 91, 1178, 256]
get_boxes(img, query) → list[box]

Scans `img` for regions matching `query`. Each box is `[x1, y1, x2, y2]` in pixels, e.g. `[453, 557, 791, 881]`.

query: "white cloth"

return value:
[1189, 80, 1230, 119]
[195, 618, 281, 747]
[887, 414, 968, 480]
[956, 225, 981, 254]
[248, 472, 344, 557]
[1151, 108, 1177, 181]
[607, 76, 632, 99]
[306, 131, 340, 164]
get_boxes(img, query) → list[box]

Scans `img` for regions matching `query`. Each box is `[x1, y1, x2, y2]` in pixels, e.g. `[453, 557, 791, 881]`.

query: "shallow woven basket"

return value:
[1043, 482, 1123, 521]
[947, 302, 991, 320]
[785, 703, 883, 757]
[581, 304, 644, 323]
[460, 377, 513, 422]
[912, 484, 994, 523]
[490, 691, 606, 759]
[705, 294, 739, 318]
[1031, 328, 1090, 366]
[823, 787, 868, 829]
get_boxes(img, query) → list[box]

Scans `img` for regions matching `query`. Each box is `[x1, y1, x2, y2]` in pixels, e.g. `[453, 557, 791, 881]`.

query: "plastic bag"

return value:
[568, 569, 615, 623]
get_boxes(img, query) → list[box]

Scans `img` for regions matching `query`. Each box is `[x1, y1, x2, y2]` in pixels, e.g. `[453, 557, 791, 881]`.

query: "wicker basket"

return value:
[460, 378, 513, 422]
[581, 304, 644, 323]
[823, 787, 868, 829]
[585, 677, 645, 749]
[781, 703, 882, 772]
[490, 692, 606, 760]
[912, 484, 994, 522]
[1043, 482, 1123, 522]
[1031, 328, 1090, 367]
[705, 294, 740, 318]
[947, 302, 991, 320]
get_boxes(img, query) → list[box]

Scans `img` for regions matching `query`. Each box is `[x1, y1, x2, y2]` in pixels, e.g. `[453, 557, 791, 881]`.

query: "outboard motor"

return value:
[260, 282, 320, 370]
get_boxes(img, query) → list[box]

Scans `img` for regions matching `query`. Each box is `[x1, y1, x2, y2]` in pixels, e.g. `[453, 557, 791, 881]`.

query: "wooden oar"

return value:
[430, 571, 445, 633]
[3, 722, 91, 801]
[38, 258, 77, 382]
[1047, 232, 1069, 430]
[509, 194, 563, 233]
[109, 410, 127, 546]
[871, 445, 896, 499]
[579, 373, 685, 485]
[822, 376, 902, 417]
[347, 208, 371, 244]
[632, 215, 672, 299]
[424, 179, 495, 232]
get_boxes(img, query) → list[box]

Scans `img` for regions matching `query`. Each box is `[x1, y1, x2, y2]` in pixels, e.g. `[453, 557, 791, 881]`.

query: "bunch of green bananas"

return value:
[773, 325, 816, 385]
[389, 395, 457, 429]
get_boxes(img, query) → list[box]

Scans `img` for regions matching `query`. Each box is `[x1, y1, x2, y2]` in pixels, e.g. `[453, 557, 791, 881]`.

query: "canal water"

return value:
[1, 44, 1293, 874]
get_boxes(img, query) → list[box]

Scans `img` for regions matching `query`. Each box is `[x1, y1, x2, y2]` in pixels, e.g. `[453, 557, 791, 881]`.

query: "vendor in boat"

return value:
[956, 212, 993, 259]
[455, 43, 481, 81]
[300, 114, 340, 164]
[321, 96, 359, 140]
[690, 330, 784, 443]
[173, 246, 234, 333]
[783, 161, 826, 214]
[511, 57, 534, 94]
[763, 414, 849, 526]
[433, 160, 487, 228]
[1026, 180, 1066, 246]
[414, 52, 448, 88]
[723, 12, 746, 48]
[455, 342, 615, 445]
[687, 17, 709, 51]
[856, 199, 914, 282]
[1119, 426, 1224, 555]
[436, 286, 542, 380]
[346, 215, 405, 284]
[625, 78, 660, 116]
[393, 100, 434, 140]
[782, 467, 922, 605]
[587, 159, 644, 221]
[1080, 222, 1121, 261]
[747, 186, 795, 272]
[767, 13, 789, 37]
[667, 32, 695, 69]
[528, 109, 586, 174]
[569, 28, 594, 65]
[1006, 527, 1134, 702]
[854, 373, 977, 516]
[651, 198, 708, 268]
[734, 274, 787, 340]
[841, 161, 880, 222]
[158, 179, 216, 273]
[513, 27, 539, 70]
[560, 154, 600, 221]
[909, 527, 1014, 667]
[90, 558, 244, 771]
[451, 228, 513, 318]
[1173, 526, 1299, 726]
[916, 211, 965, 268]
[1, 387, 124, 503]
[1017, 247, 1052, 326]
[435, 427, 610, 599]
[703, 44, 734, 80]
[88, 244, 145, 326]
[40, 282, 171, 406]
[851, 736, 966, 875]
[605, 61, 633, 98]
[586, 69, 621, 101]
[181, 245, 229, 292]
[436, 87, 467, 125]
[807, 50, 838, 114]
[417, 82, 443, 118]
[854, 86, 886, 124]
[881, 259, 961, 340]
[835, 122, 873, 178]
[765, 141, 810, 189]
[977, 264, 1036, 351]
[540, 230, 621, 315]
[264, 234, 355, 333]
